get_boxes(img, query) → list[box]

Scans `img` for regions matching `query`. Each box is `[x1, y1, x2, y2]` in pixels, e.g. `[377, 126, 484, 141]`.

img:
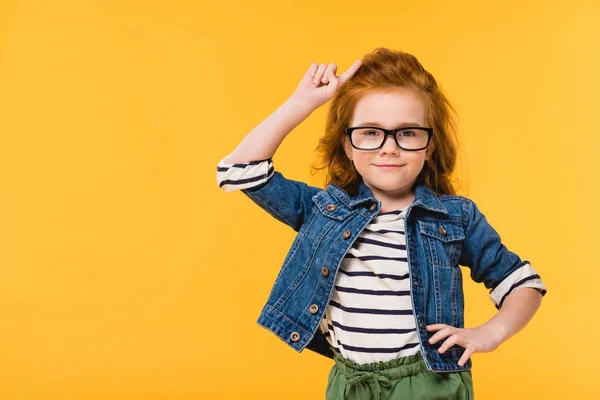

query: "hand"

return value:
[426, 323, 506, 366]
[291, 60, 362, 111]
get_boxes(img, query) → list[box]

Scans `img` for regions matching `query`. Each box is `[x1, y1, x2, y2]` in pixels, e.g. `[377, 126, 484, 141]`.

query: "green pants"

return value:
[326, 350, 474, 400]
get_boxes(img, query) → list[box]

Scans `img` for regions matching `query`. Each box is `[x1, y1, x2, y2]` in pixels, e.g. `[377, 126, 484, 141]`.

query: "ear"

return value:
[426, 140, 436, 161]
[343, 137, 353, 160]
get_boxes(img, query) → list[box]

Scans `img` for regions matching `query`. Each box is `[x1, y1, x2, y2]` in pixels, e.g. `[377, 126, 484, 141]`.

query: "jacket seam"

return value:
[243, 188, 301, 231]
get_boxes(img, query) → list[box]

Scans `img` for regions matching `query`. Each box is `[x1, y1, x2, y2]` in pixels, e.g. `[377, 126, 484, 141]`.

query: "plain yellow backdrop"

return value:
[1, 0, 598, 398]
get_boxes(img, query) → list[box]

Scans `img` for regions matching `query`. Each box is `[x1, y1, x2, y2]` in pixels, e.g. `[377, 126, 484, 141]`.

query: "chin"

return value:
[368, 180, 410, 192]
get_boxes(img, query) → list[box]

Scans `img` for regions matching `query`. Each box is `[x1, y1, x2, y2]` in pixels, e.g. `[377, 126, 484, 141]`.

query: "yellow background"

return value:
[1, 0, 598, 398]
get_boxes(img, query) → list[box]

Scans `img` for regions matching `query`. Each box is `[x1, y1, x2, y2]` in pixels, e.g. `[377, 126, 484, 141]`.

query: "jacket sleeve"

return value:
[216, 155, 321, 232]
[459, 198, 548, 310]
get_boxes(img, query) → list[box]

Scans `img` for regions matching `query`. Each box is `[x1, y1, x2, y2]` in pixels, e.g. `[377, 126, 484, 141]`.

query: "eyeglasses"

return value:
[345, 126, 434, 151]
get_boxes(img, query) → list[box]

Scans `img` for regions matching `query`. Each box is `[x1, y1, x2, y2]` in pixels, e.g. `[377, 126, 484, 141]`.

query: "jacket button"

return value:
[342, 229, 351, 239]
[290, 332, 301, 342]
[439, 226, 447, 236]
[309, 304, 319, 314]
[321, 266, 329, 277]
[326, 203, 337, 211]
[369, 203, 377, 211]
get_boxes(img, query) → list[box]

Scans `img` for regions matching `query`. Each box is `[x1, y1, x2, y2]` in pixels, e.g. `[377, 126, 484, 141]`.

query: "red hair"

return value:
[312, 47, 460, 196]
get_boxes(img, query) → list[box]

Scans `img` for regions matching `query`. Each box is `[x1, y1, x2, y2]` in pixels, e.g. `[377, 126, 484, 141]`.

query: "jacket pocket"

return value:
[311, 191, 352, 221]
[304, 191, 353, 240]
[418, 219, 465, 267]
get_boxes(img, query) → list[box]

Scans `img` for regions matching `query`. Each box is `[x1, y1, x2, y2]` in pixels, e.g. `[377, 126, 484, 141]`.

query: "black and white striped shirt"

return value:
[318, 206, 422, 363]
[217, 156, 548, 364]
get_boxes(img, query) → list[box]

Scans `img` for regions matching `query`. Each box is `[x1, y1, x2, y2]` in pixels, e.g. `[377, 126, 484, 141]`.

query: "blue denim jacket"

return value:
[236, 169, 546, 372]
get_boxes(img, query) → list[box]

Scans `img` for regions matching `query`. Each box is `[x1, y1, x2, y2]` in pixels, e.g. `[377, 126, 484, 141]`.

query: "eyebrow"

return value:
[355, 121, 424, 128]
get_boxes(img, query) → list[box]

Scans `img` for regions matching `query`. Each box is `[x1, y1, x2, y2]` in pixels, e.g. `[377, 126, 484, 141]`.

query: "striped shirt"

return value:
[217, 155, 548, 364]
[318, 206, 421, 363]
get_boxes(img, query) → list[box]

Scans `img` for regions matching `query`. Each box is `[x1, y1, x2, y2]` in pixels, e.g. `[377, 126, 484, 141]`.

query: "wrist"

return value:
[288, 93, 319, 114]
[481, 320, 509, 347]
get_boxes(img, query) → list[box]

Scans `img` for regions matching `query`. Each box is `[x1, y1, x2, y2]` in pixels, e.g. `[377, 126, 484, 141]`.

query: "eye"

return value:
[365, 130, 381, 136]
[399, 130, 416, 136]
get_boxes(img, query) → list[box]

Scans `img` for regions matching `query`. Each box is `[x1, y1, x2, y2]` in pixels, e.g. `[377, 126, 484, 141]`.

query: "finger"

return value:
[458, 347, 475, 366]
[426, 324, 450, 331]
[321, 63, 337, 83]
[325, 66, 339, 89]
[313, 63, 327, 85]
[306, 62, 318, 79]
[428, 327, 453, 344]
[338, 59, 362, 85]
[327, 68, 338, 87]
[438, 334, 459, 354]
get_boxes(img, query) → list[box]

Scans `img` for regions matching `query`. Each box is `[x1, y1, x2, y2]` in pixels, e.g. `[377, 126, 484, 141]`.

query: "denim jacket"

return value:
[220, 163, 547, 373]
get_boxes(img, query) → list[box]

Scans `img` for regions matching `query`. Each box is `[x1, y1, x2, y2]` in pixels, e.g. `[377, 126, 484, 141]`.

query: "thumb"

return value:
[323, 69, 341, 99]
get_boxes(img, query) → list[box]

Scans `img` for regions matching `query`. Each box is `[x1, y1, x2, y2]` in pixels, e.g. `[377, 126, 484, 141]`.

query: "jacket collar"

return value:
[326, 178, 448, 214]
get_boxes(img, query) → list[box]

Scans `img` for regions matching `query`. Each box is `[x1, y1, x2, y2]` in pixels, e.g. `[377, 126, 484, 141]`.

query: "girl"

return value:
[216, 47, 547, 399]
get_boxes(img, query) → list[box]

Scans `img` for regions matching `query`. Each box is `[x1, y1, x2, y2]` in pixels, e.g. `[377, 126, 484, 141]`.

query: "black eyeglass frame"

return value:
[345, 126, 434, 151]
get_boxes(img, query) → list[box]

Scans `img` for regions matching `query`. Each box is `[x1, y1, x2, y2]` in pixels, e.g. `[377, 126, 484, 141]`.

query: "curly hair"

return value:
[311, 47, 460, 197]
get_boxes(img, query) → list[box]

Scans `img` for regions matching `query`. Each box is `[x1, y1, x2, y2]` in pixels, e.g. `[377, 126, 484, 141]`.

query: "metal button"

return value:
[321, 266, 329, 277]
[309, 304, 319, 314]
[369, 203, 377, 211]
[326, 203, 337, 212]
[290, 332, 300, 342]
[439, 226, 447, 236]
[342, 229, 351, 239]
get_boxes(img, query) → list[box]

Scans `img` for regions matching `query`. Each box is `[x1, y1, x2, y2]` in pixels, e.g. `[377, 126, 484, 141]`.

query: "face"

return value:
[343, 89, 435, 200]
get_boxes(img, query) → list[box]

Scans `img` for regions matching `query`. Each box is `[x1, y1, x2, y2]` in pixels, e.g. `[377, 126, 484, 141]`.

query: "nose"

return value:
[379, 134, 400, 155]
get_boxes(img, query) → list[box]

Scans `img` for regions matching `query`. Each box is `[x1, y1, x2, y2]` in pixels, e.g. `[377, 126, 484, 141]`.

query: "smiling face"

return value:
[343, 89, 435, 203]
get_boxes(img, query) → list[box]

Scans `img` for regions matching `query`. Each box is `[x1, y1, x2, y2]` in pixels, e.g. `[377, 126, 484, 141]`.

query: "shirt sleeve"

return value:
[216, 155, 274, 192]
[216, 154, 322, 231]
[489, 261, 547, 309]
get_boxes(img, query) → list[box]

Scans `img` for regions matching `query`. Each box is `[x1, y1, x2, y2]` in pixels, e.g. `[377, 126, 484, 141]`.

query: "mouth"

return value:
[375, 164, 404, 169]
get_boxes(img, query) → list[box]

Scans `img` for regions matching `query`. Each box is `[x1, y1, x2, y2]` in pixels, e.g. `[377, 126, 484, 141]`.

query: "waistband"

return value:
[332, 349, 429, 399]
[333, 349, 428, 377]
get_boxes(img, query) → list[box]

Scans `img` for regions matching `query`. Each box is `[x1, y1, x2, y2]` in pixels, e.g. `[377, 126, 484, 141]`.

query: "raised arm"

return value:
[223, 60, 362, 164]
[217, 60, 362, 231]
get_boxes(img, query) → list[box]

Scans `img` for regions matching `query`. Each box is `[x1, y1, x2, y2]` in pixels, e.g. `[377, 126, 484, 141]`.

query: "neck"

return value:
[366, 181, 416, 213]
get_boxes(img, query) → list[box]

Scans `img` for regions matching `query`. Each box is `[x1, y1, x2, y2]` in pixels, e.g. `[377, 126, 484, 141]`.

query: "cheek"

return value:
[405, 152, 427, 166]
[352, 153, 372, 169]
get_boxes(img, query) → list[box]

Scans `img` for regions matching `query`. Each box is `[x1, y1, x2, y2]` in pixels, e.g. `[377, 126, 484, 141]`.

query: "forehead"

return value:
[351, 89, 426, 126]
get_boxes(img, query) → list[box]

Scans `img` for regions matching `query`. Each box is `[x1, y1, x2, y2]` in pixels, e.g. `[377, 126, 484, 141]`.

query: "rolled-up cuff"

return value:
[216, 155, 274, 192]
[489, 262, 548, 309]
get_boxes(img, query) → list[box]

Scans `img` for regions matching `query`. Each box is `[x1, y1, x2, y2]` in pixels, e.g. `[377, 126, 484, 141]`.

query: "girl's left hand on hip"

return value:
[426, 323, 504, 366]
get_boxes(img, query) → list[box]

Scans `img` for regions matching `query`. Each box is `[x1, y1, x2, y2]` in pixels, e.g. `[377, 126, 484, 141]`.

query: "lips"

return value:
[375, 164, 404, 168]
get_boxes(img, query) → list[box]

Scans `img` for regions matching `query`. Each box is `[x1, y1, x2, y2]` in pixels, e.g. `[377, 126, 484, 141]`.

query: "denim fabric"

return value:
[241, 171, 545, 372]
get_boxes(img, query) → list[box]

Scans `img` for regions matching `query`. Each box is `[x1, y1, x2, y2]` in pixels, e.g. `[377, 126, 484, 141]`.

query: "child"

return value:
[216, 47, 547, 399]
